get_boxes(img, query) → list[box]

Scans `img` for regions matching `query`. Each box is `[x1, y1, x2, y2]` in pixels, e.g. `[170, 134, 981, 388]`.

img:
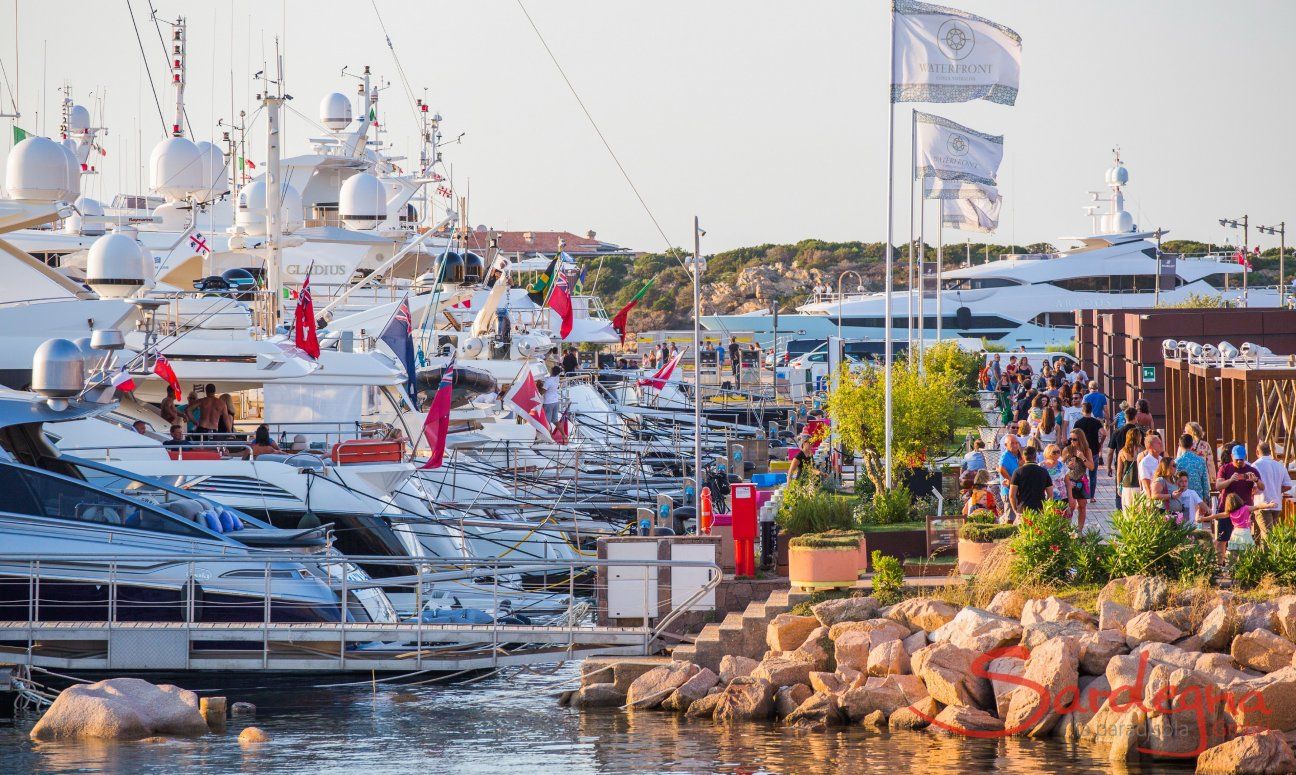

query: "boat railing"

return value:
[0, 552, 724, 672]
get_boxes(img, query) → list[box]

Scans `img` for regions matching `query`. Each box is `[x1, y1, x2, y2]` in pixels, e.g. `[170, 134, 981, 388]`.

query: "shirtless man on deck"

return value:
[194, 384, 231, 436]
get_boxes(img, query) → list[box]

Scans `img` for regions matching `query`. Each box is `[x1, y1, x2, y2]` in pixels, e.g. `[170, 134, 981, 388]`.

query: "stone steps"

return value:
[671, 584, 814, 672]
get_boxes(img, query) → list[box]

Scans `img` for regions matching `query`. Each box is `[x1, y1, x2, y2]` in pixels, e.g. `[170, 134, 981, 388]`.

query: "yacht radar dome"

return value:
[31, 338, 86, 408]
[320, 92, 353, 130]
[339, 172, 386, 230]
[86, 232, 149, 299]
[148, 136, 204, 202]
[64, 196, 105, 236]
[67, 104, 91, 134]
[59, 140, 81, 199]
[193, 141, 230, 203]
[462, 252, 485, 284]
[5, 136, 74, 201]
[235, 178, 304, 235]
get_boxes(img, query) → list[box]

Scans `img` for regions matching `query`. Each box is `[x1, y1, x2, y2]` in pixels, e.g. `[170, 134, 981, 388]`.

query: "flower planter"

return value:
[788, 545, 860, 590]
[957, 538, 1005, 575]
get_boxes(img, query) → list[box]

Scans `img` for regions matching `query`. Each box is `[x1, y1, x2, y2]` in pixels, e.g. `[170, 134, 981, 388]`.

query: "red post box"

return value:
[730, 483, 757, 576]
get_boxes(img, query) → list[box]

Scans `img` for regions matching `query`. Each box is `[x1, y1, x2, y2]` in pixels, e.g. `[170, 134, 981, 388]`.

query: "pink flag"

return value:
[294, 271, 321, 359]
[420, 360, 455, 469]
[545, 272, 574, 339]
[503, 370, 554, 442]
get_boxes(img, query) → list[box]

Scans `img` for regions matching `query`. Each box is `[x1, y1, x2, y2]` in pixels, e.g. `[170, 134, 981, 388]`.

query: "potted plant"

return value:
[774, 473, 855, 576]
[957, 509, 1017, 575]
[854, 485, 930, 570]
[789, 530, 865, 590]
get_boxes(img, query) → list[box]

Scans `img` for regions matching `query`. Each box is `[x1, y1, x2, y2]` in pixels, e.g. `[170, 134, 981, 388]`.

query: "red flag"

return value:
[152, 355, 182, 400]
[110, 368, 136, 392]
[551, 408, 570, 445]
[294, 271, 321, 359]
[420, 360, 455, 469]
[611, 279, 654, 344]
[503, 370, 554, 442]
[545, 272, 574, 339]
[639, 349, 684, 390]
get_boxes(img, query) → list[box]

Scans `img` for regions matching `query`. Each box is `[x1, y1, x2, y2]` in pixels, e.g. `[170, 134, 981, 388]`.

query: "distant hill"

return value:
[586, 238, 1288, 332]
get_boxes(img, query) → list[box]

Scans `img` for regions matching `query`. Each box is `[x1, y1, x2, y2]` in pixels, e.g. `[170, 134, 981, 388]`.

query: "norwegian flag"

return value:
[421, 357, 455, 469]
[152, 355, 182, 400]
[188, 232, 211, 255]
[293, 271, 321, 359]
[110, 368, 136, 392]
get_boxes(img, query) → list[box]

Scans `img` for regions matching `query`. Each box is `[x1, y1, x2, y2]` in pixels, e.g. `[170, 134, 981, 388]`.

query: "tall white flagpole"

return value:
[917, 190, 925, 374]
[936, 217, 944, 343]
[883, 3, 896, 489]
[907, 110, 916, 354]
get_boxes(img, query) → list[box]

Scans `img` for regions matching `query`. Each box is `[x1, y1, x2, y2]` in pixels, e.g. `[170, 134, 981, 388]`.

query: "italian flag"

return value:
[611, 279, 654, 344]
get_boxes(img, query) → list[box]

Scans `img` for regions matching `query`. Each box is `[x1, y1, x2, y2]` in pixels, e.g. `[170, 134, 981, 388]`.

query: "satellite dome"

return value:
[235, 178, 304, 235]
[339, 172, 386, 229]
[193, 141, 229, 203]
[59, 140, 81, 199]
[1106, 210, 1135, 233]
[64, 195, 106, 236]
[320, 92, 353, 131]
[462, 251, 485, 284]
[153, 202, 189, 230]
[148, 136, 204, 201]
[1110, 165, 1129, 186]
[67, 104, 91, 134]
[5, 136, 73, 201]
[31, 338, 86, 402]
[440, 251, 465, 285]
[86, 232, 148, 299]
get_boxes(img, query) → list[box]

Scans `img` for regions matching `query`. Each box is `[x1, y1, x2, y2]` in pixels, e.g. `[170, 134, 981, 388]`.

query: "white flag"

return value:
[915, 111, 1003, 189]
[941, 193, 1001, 233]
[924, 177, 995, 200]
[892, 0, 1023, 106]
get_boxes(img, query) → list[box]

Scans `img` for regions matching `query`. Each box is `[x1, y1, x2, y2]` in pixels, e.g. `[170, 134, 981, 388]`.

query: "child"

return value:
[963, 469, 1000, 518]
[1198, 492, 1262, 564]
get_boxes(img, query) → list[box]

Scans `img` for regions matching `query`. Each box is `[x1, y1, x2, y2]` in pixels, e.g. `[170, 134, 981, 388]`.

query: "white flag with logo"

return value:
[924, 177, 995, 200]
[941, 190, 1001, 233]
[892, 0, 1023, 106]
[914, 111, 1003, 189]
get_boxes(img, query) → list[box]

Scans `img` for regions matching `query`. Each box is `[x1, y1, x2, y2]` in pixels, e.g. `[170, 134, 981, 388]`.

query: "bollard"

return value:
[200, 696, 227, 731]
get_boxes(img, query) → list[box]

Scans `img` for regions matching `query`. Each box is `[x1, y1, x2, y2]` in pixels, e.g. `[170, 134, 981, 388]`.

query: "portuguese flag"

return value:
[611, 279, 655, 344]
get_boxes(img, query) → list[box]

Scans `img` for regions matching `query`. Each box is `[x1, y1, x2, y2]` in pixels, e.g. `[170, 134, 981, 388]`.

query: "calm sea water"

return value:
[0, 665, 1195, 774]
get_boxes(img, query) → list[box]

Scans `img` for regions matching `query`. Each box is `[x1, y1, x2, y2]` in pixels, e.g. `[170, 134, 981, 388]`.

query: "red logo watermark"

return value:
[908, 646, 1271, 757]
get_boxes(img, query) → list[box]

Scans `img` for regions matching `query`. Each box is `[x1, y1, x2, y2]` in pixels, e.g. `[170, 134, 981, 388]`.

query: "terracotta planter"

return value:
[788, 546, 860, 590]
[957, 538, 1007, 575]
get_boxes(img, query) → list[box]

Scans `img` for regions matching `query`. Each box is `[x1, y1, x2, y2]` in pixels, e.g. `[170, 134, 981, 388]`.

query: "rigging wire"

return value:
[124, 0, 168, 137]
[513, 0, 684, 268]
[368, 0, 422, 129]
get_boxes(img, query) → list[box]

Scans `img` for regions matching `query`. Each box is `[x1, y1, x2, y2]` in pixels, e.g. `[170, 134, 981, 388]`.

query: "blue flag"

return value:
[380, 297, 418, 399]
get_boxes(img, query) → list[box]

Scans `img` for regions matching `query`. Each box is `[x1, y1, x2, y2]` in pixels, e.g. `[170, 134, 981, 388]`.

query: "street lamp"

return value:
[1220, 215, 1250, 305]
[1258, 222, 1286, 308]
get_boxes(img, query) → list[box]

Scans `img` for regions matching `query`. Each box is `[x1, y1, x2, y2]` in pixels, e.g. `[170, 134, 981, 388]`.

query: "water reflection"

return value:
[0, 667, 1194, 774]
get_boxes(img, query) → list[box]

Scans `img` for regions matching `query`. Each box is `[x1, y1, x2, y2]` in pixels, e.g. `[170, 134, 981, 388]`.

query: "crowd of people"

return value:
[964, 355, 1294, 571]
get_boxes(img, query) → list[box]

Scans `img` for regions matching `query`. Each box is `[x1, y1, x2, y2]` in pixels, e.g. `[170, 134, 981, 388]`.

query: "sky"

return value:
[0, 0, 1292, 253]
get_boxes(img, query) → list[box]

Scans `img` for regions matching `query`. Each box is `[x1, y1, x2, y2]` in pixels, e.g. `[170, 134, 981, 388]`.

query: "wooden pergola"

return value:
[1166, 353, 1296, 465]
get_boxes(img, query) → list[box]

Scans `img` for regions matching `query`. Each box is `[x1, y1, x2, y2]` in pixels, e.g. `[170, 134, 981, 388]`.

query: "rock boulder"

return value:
[767, 614, 822, 652]
[713, 677, 776, 723]
[1197, 730, 1296, 775]
[1231, 629, 1296, 674]
[1124, 611, 1183, 647]
[911, 642, 993, 709]
[884, 597, 958, 632]
[812, 596, 880, 627]
[626, 662, 699, 709]
[30, 678, 208, 741]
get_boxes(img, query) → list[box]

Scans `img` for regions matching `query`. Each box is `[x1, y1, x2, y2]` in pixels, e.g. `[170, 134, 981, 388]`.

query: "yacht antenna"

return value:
[258, 39, 290, 326]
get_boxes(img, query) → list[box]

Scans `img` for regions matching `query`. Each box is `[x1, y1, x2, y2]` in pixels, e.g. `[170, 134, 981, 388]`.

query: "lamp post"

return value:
[691, 217, 705, 517]
[1219, 215, 1250, 306]
[1258, 221, 1286, 308]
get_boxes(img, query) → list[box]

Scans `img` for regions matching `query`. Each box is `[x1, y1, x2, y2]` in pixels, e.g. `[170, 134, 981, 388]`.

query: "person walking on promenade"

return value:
[728, 339, 741, 388]
[989, 354, 1002, 390]
[1251, 441, 1292, 542]
[1217, 445, 1261, 516]
[1082, 381, 1108, 423]
[1198, 492, 1255, 564]
[1174, 433, 1210, 504]
[1010, 445, 1054, 516]
[1073, 402, 1106, 501]
[1116, 430, 1145, 510]
[1185, 421, 1217, 488]
[1138, 432, 1165, 500]
[1107, 406, 1140, 507]
[1134, 399, 1154, 431]
[997, 434, 1023, 521]
[1064, 429, 1094, 529]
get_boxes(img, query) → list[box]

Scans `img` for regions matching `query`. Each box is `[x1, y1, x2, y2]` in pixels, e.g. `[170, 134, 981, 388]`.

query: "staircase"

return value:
[669, 586, 814, 673]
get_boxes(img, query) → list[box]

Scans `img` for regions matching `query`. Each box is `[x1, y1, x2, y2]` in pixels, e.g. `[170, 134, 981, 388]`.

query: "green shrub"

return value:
[1007, 500, 1075, 584]
[1232, 521, 1296, 589]
[777, 476, 856, 537]
[1072, 529, 1113, 585]
[854, 485, 915, 527]
[959, 522, 1017, 543]
[871, 550, 904, 605]
[790, 530, 863, 550]
[966, 508, 996, 524]
[1107, 497, 1215, 581]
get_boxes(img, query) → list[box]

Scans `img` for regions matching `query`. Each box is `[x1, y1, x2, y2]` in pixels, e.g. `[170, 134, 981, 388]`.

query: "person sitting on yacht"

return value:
[249, 424, 283, 458]
[163, 425, 192, 449]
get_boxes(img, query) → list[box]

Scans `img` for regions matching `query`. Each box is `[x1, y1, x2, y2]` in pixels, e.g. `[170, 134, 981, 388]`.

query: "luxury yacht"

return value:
[704, 154, 1277, 350]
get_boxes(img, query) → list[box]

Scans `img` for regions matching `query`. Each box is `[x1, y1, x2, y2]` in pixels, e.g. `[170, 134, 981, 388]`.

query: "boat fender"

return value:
[200, 509, 223, 533]
[956, 306, 973, 329]
[222, 509, 245, 531]
[218, 508, 240, 532]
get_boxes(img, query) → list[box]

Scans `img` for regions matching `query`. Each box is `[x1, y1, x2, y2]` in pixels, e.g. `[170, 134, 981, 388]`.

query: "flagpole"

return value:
[883, 3, 896, 490]
[917, 190, 925, 375]
[692, 216, 704, 518]
[936, 219, 943, 344]
[907, 110, 916, 354]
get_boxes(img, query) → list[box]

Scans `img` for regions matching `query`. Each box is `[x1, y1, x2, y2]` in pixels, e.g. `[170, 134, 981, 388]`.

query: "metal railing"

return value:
[0, 552, 722, 673]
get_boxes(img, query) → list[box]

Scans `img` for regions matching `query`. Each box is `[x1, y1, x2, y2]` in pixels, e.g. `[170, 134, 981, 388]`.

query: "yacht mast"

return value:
[261, 42, 287, 325]
[169, 16, 186, 137]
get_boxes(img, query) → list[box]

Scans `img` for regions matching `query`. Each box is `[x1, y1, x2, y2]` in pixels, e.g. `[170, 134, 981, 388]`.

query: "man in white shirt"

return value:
[1138, 433, 1164, 497]
[1251, 440, 1292, 542]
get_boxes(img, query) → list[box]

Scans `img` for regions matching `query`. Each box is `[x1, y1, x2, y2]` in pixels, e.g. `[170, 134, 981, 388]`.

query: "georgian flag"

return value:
[892, 0, 1023, 106]
[914, 111, 1003, 191]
